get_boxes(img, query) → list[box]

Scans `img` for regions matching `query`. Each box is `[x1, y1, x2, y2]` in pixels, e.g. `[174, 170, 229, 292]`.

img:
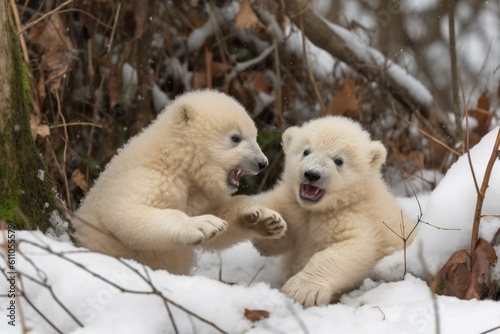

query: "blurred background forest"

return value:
[9, 0, 500, 211]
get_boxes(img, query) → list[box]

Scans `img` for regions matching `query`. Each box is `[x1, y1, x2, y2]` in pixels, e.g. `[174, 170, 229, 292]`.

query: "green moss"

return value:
[0, 11, 70, 234]
[435, 278, 448, 296]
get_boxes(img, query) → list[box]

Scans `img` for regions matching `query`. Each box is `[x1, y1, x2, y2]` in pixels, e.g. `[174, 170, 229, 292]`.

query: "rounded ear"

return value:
[369, 141, 387, 170]
[173, 104, 196, 126]
[282, 126, 299, 150]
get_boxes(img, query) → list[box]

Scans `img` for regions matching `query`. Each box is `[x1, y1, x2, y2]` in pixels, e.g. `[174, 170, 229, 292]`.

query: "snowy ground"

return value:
[1, 128, 499, 334]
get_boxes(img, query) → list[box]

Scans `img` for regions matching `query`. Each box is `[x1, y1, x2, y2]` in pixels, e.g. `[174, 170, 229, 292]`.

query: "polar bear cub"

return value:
[253, 116, 413, 307]
[74, 90, 286, 274]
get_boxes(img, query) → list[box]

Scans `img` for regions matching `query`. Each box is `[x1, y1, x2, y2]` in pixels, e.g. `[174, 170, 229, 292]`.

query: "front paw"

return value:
[180, 215, 227, 245]
[240, 206, 286, 238]
[281, 273, 333, 307]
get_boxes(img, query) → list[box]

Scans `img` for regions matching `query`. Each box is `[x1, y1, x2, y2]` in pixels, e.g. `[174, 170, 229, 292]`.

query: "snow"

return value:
[327, 21, 434, 107]
[1, 127, 500, 334]
[285, 15, 435, 107]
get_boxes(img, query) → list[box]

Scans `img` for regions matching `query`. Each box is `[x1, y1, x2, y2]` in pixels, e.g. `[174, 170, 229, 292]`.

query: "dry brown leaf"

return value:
[72, 169, 89, 192]
[29, 114, 50, 139]
[244, 309, 269, 322]
[29, 14, 77, 93]
[242, 71, 272, 94]
[211, 62, 233, 76]
[469, 92, 493, 136]
[467, 92, 493, 148]
[434, 238, 498, 300]
[466, 238, 498, 299]
[325, 79, 360, 120]
[434, 249, 470, 299]
[236, 0, 266, 30]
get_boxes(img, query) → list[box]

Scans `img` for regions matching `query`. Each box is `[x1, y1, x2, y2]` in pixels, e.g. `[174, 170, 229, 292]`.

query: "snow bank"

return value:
[375, 127, 500, 279]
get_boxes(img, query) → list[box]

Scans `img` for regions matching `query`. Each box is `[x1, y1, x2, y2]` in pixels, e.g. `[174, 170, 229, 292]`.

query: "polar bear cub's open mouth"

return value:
[227, 159, 267, 189]
[299, 183, 324, 202]
[228, 169, 256, 188]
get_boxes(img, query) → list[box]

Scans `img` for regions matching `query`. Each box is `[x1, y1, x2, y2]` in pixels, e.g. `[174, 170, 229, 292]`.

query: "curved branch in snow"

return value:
[281, 0, 455, 138]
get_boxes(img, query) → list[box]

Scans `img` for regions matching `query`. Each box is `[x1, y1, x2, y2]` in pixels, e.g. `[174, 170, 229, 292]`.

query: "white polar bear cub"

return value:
[253, 116, 414, 307]
[74, 90, 286, 274]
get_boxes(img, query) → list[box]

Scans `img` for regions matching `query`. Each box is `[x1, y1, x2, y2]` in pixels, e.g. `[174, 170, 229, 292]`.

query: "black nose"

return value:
[304, 170, 321, 182]
[258, 161, 268, 171]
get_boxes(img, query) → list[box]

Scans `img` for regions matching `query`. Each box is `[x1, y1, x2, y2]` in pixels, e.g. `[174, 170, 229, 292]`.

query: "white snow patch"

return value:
[375, 127, 500, 279]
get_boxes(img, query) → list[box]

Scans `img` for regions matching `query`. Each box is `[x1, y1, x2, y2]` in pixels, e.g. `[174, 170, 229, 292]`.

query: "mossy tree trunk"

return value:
[0, 0, 66, 231]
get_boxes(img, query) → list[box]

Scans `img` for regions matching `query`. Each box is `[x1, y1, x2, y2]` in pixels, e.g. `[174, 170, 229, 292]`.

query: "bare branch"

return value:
[12, 238, 229, 333]
[448, 0, 462, 140]
[280, 0, 455, 138]
[18, 0, 77, 35]
[470, 128, 500, 253]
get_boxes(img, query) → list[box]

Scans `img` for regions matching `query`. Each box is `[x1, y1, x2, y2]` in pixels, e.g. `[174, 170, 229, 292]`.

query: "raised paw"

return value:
[180, 215, 227, 245]
[240, 206, 287, 238]
[281, 272, 333, 308]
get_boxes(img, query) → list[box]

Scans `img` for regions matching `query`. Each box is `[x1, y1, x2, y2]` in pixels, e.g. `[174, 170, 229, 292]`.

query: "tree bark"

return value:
[0, 0, 67, 232]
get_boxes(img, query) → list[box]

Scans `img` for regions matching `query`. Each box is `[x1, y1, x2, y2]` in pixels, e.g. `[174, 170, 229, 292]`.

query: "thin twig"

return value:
[13, 254, 84, 328]
[391, 103, 461, 156]
[273, 40, 286, 130]
[20, 239, 229, 333]
[381, 193, 459, 278]
[143, 267, 179, 334]
[18, 0, 77, 35]
[18, 283, 64, 334]
[49, 122, 104, 129]
[55, 93, 71, 209]
[248, 263, 266, 286]
[478, 325, 500, 334]
[107, 2, 121, 53]
[459, 71, 480, 195]
[448, 0, 462, 141]
[235, 44, 275, 71]
[470, 128, 500, 254]
[298, 16, 326, 115]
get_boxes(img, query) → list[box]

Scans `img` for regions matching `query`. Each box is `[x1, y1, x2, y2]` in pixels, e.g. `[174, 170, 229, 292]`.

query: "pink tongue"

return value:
[303, 184, 320, 197]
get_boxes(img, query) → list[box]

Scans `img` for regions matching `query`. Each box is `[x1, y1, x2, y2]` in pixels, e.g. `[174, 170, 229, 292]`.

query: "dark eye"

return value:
[231, 135, 242, 144]
[334, 158, 344, 166]
[303, 149, 310, 157]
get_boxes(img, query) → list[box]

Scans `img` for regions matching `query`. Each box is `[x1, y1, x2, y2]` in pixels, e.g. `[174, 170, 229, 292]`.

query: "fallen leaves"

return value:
[29, 14, 77, 94]
[433, 238, 498, 300]
[325, 79, 361, 120]
[30, 114, 50, 139]
[72, 169, 89, 193]
[236, 0, 266, 30]
[467, 92, 494, 148]
[244, 309, 269, 322]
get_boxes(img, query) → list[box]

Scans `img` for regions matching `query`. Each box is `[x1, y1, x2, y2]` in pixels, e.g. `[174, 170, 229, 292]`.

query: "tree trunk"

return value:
[0, 0, 67, 232]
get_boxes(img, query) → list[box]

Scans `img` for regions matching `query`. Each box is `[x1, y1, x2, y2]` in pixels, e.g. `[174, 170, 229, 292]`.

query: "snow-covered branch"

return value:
[281, 0, 455, 138]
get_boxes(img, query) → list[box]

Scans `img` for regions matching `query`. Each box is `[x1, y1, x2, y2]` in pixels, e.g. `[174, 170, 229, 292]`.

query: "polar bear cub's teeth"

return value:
[229, 169, 243, 187]
[300, 184, 324, 202]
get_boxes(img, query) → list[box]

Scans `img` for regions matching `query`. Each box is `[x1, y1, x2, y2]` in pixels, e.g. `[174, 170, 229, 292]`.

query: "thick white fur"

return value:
[73, 90, 286, 274]
[253, 116, 414, 307]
